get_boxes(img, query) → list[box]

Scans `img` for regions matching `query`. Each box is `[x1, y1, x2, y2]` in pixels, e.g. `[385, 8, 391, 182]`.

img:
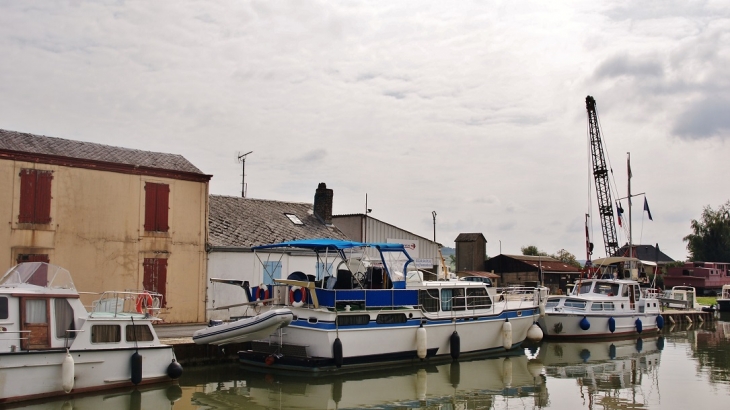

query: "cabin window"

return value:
[126, 325, 154, 342]
[453, 288, 466, 311]
[18, 169, 53, 224]
[441, 288, 453, 311]
[26, 299, 47, 323]
[594, 283, 619, 296]
[419, 289, 440, 313]
[545, 299, 559, 308]
[376, 313, 407, 324]
[91, 325, 121, 343]
[590, 302, 615, 311]
[577, 283, 592, 294]
[466, 288, 492, 309]
[54, 299, 76, 339]
[336, 314, 370, 326]
[564, 299, 587, 309]
[0, 297, 8, 319]
[143, 258, 167, 308]
[144, 182, 169, 232]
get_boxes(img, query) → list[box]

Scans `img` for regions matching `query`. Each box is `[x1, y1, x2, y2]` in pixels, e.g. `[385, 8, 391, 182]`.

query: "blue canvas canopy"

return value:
[253, 238, 367, 251]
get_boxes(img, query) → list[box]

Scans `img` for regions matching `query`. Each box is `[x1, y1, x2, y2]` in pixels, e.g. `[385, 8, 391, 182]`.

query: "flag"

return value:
[617, 202, 624, 227]
[644, 197, 653, 221]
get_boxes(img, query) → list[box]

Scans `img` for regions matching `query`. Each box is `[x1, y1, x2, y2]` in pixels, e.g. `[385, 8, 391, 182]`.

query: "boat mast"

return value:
[627, 152, 632, 257]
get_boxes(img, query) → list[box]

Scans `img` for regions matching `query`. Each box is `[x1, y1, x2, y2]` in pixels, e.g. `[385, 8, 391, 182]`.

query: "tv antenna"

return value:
[237, 151, 253, 197]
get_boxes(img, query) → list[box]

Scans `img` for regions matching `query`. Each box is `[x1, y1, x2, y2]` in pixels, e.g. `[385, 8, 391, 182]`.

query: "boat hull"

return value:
[717, 299, 730, 312]
[0, 346, 177, 404]
[539, 312, 660, 339]
[238, 307, 539, 373]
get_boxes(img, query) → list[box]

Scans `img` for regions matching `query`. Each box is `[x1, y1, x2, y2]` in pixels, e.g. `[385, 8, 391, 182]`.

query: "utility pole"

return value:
[432, 211, 437, 242]
[238, 151, 253, 198]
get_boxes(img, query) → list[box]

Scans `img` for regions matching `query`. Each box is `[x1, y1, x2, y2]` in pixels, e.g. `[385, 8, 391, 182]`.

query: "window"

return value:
[144, 182, 169, 232]
[126, 325, 154, 342]
[466, 288, 492, 309]
[564, 299, 587, 309]
[419, 289, 440, 313]
[376, 313, 407, 324]
[336, 314, 370, 326]
[143, 258, 167, 307]
[263, 261, 282, 286]
[91, 325, 121, 343]
[18, 169, 53, 224]
[316, 262, 333, 280]
[285, 213, 304, 225]
[452, 288, 466, 311]
[54, 299, 76, 339]
[0, 297, 7, 319]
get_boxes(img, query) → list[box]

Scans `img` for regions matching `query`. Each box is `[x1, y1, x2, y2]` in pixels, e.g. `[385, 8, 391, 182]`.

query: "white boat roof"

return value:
[0, 262, 76, 291]
[591, 257, 656, 266]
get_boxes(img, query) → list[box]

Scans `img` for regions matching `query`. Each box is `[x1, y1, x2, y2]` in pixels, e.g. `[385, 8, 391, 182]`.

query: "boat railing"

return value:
[87, 290, 163, 319]
[496, 286, 541, 308]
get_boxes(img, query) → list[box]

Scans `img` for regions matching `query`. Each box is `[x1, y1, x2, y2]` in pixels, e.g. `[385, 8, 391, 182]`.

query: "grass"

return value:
[697, 296, 717, 306]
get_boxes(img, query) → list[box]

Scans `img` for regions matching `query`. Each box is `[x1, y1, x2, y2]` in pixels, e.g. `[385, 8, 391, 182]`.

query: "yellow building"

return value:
[0, 129, 211, 323]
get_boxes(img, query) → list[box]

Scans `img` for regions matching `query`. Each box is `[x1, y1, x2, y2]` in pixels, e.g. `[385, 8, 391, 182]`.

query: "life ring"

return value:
[289, 286, 307, 307]
[136, 292, 154, 314]
[256, 285, 270, 302]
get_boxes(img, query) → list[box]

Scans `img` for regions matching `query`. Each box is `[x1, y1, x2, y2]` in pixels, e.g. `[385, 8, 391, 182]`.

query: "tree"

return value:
[553, 249, 582, 269]
[683, 201, 730, 262]
[521, 245, 548, 256]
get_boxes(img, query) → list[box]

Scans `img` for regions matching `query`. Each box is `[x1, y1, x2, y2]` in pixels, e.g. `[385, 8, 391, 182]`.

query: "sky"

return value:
[1, 1, 729, 261]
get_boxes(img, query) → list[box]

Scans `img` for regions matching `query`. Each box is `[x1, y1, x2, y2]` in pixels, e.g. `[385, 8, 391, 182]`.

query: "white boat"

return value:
[0, 262, 182, 405]
[204, 239, 544, 372]
[716, 284, 730, 312]
[659, 285, 700, 310]
[539, 257, 663, 338]
[193, 308, 294, 345]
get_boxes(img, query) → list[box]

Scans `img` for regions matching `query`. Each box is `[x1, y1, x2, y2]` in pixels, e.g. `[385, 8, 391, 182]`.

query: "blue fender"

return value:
[579, 316, 591, 331]
[608, 317, 616, 333]
[656, 315, 664, 330]
[635, 318, 643, 334]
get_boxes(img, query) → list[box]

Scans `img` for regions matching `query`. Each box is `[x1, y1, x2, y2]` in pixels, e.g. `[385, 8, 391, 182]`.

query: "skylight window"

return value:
[285, 213, 304, 225]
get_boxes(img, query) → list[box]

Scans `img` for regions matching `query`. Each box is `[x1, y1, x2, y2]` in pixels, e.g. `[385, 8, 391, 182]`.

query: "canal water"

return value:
[20, 313, 730, 409]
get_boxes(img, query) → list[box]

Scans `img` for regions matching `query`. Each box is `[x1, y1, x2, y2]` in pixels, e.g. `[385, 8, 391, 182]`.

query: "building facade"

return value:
[0, 129, 211, 323]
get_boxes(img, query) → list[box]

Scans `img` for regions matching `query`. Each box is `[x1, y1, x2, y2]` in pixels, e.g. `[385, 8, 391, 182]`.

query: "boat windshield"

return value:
[0, 262, 76, 290]
[593, 282, 620, 296]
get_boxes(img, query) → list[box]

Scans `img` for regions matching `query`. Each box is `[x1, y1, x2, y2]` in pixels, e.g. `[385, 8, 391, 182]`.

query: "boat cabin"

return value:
[0, 263, 161, 353]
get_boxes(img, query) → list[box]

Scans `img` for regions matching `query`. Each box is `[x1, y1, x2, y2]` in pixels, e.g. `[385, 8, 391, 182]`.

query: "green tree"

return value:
[683, 201, 730, 262]
[552, 249, 582, 269]
[521, 245, 548, 256]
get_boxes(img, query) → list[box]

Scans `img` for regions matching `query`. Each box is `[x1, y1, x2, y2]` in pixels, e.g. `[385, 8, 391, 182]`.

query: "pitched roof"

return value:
[501, 254, 582, 273]
[0, 129, 208, 179]
[208, 195, 349, 249]
[614, 244, 675, 262]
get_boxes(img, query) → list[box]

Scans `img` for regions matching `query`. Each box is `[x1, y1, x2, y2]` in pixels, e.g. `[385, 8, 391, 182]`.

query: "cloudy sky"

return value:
[2, 1, 729, 261]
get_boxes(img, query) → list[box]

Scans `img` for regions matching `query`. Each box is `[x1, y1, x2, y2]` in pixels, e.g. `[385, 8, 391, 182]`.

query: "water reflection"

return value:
[11, 318, 730, 409]
[532, 336, 663, 409]
[185, 353, 546, 409]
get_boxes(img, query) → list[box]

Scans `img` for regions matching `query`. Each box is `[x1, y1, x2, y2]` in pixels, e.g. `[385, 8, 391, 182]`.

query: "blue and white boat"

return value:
[539, 257, 663, 339]
[203, 239, 544, 372]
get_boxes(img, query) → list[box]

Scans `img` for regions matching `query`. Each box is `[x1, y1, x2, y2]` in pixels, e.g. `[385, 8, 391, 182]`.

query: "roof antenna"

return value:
[237, 151, 253, 197]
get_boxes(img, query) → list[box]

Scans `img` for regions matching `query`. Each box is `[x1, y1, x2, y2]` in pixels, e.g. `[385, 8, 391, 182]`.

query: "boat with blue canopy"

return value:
[198, 239, 545, 372]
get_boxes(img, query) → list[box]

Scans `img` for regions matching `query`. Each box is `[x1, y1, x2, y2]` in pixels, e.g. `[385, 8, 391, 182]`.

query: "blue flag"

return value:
[644, 197, 653, 221]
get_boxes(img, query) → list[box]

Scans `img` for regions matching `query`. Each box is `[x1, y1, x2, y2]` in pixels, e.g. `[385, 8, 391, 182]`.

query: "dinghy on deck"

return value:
[193, 308, 294, 345]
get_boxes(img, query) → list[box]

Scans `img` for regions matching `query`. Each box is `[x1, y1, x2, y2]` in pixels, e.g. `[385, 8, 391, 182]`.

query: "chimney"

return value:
[313, 182, 333, 225]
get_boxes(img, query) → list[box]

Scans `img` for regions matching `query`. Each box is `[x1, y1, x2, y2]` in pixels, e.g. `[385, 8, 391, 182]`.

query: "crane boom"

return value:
[585, 96, 619, 257]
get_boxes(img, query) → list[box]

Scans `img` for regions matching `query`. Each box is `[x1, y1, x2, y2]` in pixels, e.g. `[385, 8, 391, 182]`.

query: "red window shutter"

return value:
[144, 183, 158, 231]
[143, 258, 167, 308]
[18, 169, 36, 223]
[156, 184, 169, 232]
[34, 171, 53, 224]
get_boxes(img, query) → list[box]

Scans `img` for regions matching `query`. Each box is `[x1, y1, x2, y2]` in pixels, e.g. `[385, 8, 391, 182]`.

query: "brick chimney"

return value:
[313, 182, 333, 225]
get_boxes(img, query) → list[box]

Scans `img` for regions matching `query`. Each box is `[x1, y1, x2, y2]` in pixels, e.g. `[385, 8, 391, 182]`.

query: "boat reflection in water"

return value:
[188, 353, 547, 409]
[1, 384, 183, 410]
[533, 336, 663, 408]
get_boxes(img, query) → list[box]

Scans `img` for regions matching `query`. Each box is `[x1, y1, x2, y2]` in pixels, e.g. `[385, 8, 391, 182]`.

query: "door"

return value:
[21, 297, 50, 350]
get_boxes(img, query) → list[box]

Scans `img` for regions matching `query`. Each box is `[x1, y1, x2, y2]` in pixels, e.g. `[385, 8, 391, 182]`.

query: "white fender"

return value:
[526, 323, 543, 341]
[502, 357, 513, 388]
[539, 302, 546, 317]
[416, 325, 427, 359]
[62, 350, 74, 393]
[416, 368, 427, 400]
[502, 320, 513, 350]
